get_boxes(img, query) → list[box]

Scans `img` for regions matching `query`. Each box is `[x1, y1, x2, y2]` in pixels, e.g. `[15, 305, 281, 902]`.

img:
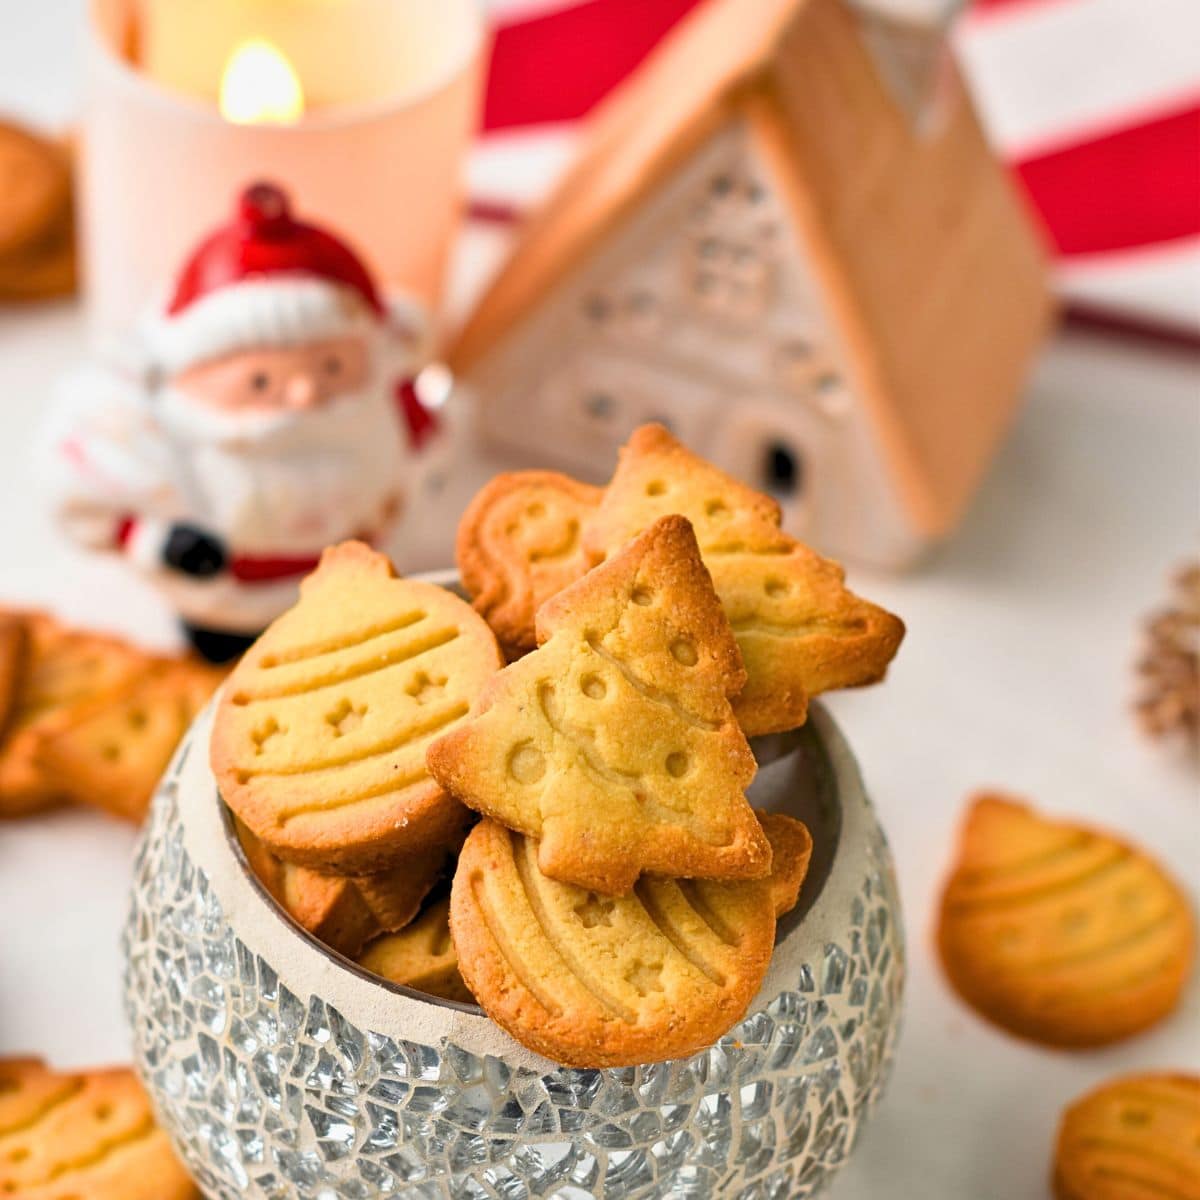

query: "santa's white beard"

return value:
[151, 377, 408, 555]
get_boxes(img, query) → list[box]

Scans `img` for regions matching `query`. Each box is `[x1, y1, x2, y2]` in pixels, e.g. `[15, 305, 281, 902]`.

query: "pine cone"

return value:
[1134, 560, 1199, 747]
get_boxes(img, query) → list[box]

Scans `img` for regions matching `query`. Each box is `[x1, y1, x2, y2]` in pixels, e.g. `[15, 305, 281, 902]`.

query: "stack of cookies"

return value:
[0, 119, 76, 303]
[0, 609, 223, 822]
[213, 425, 903, 1067]
[212, 541, 506, 979]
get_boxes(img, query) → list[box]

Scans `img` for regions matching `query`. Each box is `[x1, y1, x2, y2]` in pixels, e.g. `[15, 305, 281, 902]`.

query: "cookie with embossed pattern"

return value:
[212, 541, 503, 874]
[451, 820, 777, 1065]
[457, 470, 604, 658]
[236, 819, 453, 958]
[938, 794, 1195, 1047]
[0, 1058, 198, 1199]
[450, 817, 777, 1066]
[1054, 1072, 1200, 1200]
[430, 515, 771, 895]
[0, 610, 146, 817]
[36, 656, 224, 822]
[358, 894, 474, 1003]
[585, 424, 905, 735]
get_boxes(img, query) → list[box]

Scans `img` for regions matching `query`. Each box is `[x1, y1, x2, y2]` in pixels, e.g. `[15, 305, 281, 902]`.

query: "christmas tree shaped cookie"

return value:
[428, 516, 771, 895]
[584, 425, 905, 734]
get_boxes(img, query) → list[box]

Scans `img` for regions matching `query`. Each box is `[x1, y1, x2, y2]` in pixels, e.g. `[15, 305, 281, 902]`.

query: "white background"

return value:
[1, 5, 1198, 1198]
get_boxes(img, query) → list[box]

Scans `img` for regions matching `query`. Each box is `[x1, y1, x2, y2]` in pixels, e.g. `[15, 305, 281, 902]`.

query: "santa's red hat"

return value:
[143, 183, 389, 375]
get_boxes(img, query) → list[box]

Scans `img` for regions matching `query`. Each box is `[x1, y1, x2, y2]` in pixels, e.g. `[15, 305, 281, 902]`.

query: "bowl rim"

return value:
[167, 574, 881, 1071]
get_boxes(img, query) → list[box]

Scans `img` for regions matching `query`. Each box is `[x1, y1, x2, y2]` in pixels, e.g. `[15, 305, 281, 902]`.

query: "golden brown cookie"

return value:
[938, 793, 1196, 1047]
[456, 470, 604, 658]
[212, 541, 503, 874]
[756, 809, 813, 917]
[0, 611, 146, 816]
[429, 515, 770, 895]
[0, 207, 77, 302]
[585, 425, 905, 735]
[0, 612, 28, 740]
[0, 1058, 198, 1199]
[358, 894, 474, 1003]
[237, 819, 452, 959]
[36, 657, 223, 822]
[0, 121, 70, 259]
[1054, 1072, 1200, 1200]
[451, 818, 777, 1066]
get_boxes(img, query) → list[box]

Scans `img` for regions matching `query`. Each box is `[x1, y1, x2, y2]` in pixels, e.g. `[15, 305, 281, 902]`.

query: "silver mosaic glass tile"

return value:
[123, 727, 903, 1199]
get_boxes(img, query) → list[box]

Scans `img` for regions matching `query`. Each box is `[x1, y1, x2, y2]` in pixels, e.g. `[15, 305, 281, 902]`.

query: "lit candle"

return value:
[218, 40, 306, 126]
[81, 0, 485, 347]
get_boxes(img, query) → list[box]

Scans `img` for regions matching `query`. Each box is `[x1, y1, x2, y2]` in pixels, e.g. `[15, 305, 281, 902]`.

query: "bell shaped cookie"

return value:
[450, 818, 777, 1067]
[938, 794, 1195, 1047]
[212, 541, 503, 874]
[585, 425, 905, 734]
[430, 516, 770, 895]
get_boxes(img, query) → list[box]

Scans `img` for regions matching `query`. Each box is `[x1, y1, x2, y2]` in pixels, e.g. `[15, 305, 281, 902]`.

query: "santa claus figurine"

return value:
[46, 182, 440, 662]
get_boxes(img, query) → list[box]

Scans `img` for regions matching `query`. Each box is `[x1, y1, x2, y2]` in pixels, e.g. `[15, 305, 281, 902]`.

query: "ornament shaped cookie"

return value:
[359, 895, 473, 1003]
[457, 470, 604, 657]
[585, 425, 905, 734]
[430, 516, 770, 894]
[1054, 1072, 1200, 1200]
[450, 818, 777, 1067]
[212, 542, 503, 873]
[938, 794, 1195, 1047]
[37, 657, 223, 822]
[237, 821, 450, 958]
[0, 1058, 198, 1199]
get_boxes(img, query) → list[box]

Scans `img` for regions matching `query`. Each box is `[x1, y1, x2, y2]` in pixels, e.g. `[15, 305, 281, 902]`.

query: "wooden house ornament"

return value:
[449, 0, 1053, 568]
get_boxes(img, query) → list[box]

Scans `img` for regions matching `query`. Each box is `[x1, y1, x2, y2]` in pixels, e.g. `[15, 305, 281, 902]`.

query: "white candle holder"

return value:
[121, 576, 905, 1198]
[81, 0, 485, 349]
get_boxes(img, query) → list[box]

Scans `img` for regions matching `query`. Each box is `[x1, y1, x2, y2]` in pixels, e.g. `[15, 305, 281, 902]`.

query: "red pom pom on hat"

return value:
[146, 183, 387, 375]
[168, 182, 385, 317]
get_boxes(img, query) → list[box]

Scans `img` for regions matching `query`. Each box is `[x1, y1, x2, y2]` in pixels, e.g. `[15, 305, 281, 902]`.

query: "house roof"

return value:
[448, 0, 1053, 538]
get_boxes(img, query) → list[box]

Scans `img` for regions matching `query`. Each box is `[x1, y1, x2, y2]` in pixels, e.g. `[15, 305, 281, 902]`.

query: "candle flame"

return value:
[219, 39, 305, 125]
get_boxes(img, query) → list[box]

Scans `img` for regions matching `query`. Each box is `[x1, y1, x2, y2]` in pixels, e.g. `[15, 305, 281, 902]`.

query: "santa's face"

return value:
[152, 331, 409, 554]
[172, 335, 370, 415]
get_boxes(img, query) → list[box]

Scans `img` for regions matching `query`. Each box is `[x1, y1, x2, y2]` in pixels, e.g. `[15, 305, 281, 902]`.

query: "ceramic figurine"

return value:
[448, 0, 1053, 569]
[45, 182, 439, 661]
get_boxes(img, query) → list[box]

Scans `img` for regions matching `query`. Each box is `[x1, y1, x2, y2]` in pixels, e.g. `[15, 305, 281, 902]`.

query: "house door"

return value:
[706, 396, 827, 541]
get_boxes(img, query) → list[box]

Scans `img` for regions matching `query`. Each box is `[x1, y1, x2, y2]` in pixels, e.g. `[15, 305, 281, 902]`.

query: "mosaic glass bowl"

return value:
[123, 661, 903, 1199]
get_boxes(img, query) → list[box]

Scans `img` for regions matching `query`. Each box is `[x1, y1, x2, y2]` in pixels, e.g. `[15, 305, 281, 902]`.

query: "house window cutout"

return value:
[682, 168, 778, 324]
[582, 390, 618, 423]
[683, 236, 773, 322]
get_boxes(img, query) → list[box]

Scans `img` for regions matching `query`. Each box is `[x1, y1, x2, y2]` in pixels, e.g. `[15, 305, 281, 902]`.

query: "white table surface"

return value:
[2, 6, 1200, 1199]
